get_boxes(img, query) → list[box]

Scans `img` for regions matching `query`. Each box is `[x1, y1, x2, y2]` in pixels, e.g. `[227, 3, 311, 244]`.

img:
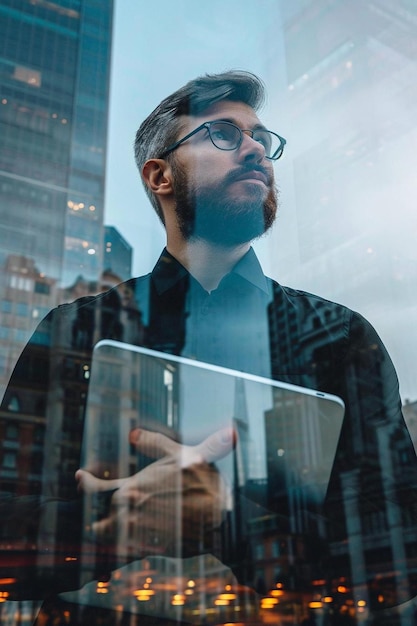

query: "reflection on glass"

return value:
[0, 1, 417, 625]
[69, 341, 344, 623]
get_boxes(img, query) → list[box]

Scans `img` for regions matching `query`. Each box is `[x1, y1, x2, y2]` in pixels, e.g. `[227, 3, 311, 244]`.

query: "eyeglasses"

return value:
[159, 120, 286, 161]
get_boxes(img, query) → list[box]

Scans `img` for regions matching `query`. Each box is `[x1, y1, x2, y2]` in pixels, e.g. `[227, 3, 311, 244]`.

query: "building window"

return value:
[16, 302, 28, 317]
[274, 566, 282, 583]
[15, 329, 28, 343]
[34, 281, 50, 295]
[272, 540, 281, 558]
[33, 425, 45, 444]
[7, 396, 20, 413]
[10, 276, 33, 291]
[2, 451, 17, 469]
[13, 65, 42, 88]
[255, 543, 265, 560]
[5, 423, 18, 439]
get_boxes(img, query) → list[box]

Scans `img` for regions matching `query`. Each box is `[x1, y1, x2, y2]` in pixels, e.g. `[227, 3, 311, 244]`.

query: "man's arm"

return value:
[325, 309, 417, 611]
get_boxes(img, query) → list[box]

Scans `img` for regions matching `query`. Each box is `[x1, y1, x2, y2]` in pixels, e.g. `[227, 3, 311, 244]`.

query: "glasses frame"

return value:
[159, 120, 286, 161]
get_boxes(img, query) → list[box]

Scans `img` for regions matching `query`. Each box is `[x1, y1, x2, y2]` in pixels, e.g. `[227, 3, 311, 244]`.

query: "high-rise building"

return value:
[275, 0, 417, 406]
[0, 7, 114, 617]
[279, 0, 417, 276]
[0, 0, 114, 388]
[104, 224, 133, 283]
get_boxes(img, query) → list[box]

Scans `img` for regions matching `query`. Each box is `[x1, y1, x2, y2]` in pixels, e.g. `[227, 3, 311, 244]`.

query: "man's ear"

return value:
[142, 159, 173, 197]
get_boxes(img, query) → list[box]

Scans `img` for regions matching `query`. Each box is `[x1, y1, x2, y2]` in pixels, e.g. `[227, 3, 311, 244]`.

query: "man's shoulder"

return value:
[267, 277, 354, 317]
[267, 278, 388, 360]
[53, 274, 152, 317]
[26, 274, 152, 352]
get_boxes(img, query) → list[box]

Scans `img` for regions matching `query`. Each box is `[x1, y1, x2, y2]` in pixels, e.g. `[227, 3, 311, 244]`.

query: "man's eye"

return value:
[211, 129, 228, 141]
[210, 123, 238, 143]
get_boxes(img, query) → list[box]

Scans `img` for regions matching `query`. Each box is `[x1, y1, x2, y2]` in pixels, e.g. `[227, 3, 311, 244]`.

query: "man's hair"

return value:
[134, 70, 266, 222]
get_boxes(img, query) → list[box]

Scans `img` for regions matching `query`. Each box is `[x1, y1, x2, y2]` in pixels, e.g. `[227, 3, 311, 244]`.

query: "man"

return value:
[1, 71, 417, 625]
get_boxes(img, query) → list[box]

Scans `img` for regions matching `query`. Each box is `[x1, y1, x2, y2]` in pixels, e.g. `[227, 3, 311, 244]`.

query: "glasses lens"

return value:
[253, 130, 283, 159]
[209, 122, 241, 150]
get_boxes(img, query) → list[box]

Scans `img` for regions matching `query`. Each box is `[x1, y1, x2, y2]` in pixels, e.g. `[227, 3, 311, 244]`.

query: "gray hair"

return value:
[134, 70, 266, 223]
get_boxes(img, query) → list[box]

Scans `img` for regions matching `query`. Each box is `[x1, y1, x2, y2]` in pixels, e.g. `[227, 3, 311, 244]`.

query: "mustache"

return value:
[224, 164, 273, 186]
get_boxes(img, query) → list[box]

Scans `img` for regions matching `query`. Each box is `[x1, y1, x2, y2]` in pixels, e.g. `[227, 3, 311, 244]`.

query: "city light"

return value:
[96, 582, 109, 594]
[171, 594, 185, 606]
[134, 589, 155, 602]
[260, 597, 279, 609]
[0, 579, 16, 585]
[309, 601, 323, 609]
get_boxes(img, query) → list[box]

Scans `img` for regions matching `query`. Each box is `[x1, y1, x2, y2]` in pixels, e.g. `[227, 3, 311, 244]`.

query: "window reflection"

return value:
[0, 1, 417, 625]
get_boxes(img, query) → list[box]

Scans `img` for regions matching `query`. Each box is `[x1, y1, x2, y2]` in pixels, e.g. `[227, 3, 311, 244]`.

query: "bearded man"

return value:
[1, 71, 417, 625]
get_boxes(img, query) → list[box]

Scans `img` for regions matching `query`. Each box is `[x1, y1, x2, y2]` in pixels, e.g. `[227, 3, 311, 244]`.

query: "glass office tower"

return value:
[0, 0, 113, 390]
[274, 0, 417, 401]
[104, 225, 133, 283]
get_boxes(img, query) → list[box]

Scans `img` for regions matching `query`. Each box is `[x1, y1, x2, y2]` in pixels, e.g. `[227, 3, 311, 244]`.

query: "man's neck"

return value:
[166, 238, 250, 292]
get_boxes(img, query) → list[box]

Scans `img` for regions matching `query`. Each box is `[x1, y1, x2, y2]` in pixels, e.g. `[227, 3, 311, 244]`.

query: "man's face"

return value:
[169, 100, 278, 247]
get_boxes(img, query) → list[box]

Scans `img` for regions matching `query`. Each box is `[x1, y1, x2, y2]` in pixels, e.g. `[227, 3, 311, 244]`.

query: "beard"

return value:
[171, 160, 278, 247]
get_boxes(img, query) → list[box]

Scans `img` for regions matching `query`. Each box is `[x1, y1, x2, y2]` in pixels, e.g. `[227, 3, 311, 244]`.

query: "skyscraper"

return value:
[276, 0, 417, 404]
[104, 224, 133, 282]
[0, 0, 114, 386]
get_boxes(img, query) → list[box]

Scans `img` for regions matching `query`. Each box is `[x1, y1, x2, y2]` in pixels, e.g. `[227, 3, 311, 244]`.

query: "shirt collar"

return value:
[151, 247, 270, 295]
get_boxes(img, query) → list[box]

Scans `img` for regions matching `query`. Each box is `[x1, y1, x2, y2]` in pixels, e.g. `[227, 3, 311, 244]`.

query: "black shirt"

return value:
[1, 247, 417, 619]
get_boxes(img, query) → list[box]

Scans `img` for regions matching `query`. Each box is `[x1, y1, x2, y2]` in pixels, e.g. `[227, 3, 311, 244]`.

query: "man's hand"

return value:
[75, 427, 235, 561]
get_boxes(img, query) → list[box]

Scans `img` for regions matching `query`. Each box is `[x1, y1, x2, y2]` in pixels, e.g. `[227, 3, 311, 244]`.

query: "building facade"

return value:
[0, 5, 114, 621]
[0, 0, 114, 392]
[104, 225, 133, 283]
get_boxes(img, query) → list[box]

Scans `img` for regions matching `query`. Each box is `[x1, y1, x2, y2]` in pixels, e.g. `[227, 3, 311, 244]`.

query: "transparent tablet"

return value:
[72, 339, 345, 622]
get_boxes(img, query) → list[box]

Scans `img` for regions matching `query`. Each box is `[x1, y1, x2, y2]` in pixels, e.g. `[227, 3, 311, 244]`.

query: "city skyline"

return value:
[0, 3, 416, 624]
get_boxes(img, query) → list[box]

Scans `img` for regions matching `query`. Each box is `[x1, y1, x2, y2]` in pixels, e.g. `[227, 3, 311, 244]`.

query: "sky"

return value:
[103, 1, 417, 402]
[104, 0, 286, 277]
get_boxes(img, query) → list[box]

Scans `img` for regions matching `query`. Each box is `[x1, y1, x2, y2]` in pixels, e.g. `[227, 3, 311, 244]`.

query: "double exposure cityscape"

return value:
[1, 1, 417, 625]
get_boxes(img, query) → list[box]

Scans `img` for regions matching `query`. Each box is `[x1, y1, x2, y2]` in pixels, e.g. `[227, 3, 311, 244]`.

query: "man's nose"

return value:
[238, 131, 266, 162]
